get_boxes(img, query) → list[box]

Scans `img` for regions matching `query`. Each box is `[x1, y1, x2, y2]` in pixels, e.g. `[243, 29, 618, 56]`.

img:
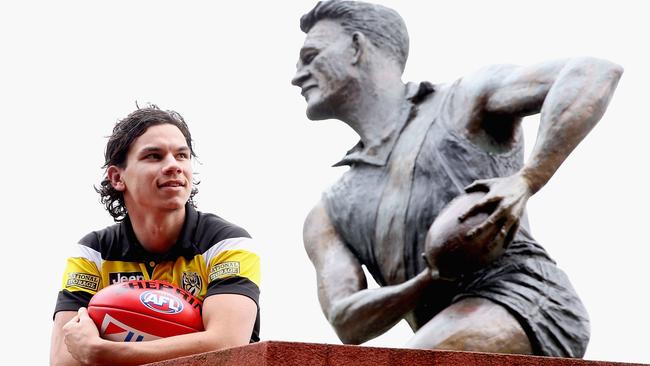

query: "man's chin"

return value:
[159, 197, 189, 211]
[306, 103, 333, 121]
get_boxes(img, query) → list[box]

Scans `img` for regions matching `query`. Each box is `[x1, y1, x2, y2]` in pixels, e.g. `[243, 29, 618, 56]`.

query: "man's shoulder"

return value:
[78, 222, 123, 252]
[194, 210, 252, 252]
[452, 64, 520, 96]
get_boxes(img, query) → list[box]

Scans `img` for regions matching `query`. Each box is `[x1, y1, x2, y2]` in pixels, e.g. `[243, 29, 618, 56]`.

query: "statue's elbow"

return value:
[327, 306, 364, 345]
[590, 57, 624, 84]
[596, 59, 624, 108]
[571, 57, 624, 83]
[603, 60, 624, 85]
[612, 63, 624, 79]
[333, 326, 364, 345]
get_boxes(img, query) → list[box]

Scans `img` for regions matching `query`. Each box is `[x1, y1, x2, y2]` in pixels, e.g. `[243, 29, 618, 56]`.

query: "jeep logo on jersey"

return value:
[182, 271, 202, 296]
[140, 290, 184, 314]
[109, 272, 145, 284]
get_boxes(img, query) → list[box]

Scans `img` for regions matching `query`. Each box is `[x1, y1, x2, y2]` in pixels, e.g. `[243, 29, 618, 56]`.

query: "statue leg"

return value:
[405, 297, 532, 354]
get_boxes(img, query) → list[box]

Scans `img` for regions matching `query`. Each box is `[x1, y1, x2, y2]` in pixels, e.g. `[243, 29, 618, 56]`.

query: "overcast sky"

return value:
[2, 0, 648, 364]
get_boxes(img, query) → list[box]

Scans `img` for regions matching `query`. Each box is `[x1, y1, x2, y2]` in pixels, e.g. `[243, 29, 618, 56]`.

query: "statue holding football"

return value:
[294, 0, 622, 357]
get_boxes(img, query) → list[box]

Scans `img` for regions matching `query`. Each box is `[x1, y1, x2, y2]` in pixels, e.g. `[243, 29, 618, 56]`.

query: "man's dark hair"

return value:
[300, 0, 409, 72]
[96, 105, 199, 222]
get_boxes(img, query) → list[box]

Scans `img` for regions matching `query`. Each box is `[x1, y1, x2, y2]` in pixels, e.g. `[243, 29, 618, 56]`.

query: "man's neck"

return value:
[343, 76, 408, 150]
[128, 206, 186, 253]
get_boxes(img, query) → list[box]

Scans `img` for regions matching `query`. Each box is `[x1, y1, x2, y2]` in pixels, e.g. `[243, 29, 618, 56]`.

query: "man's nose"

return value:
[291, 68, 310, 87]
[162, 155, 182, 174]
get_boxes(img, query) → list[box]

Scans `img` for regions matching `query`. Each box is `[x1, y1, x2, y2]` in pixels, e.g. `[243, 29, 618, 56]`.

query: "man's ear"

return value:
[107, 166, 126, 192]
[351, 31, 367, 65]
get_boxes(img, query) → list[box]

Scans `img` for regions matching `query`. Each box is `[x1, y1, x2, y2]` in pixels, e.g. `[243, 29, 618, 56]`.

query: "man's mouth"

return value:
[158, 180, 186, 188]
[301, 85, 317, 96]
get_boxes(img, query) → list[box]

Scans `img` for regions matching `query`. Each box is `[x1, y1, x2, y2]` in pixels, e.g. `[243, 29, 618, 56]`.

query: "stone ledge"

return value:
[145, 341, 646, 366]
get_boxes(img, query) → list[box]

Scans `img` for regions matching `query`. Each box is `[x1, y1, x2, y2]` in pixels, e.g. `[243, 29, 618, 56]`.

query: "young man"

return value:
[292, 0, 622, 358]
[50, 106, 261, 365]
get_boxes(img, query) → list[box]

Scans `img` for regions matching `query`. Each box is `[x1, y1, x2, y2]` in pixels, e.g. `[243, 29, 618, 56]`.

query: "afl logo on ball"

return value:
[139, 290, 184, 314]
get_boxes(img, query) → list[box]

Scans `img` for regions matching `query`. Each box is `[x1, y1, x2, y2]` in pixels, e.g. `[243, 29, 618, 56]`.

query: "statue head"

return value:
[300, 1, 409, 72]
[292, 0, 409, 120]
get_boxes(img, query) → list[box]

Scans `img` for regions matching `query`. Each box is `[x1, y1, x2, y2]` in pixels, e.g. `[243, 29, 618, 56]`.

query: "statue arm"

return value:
[483, 57, 623, 193]
[303, 200, 433, 345]
[458, 57, 622, 241]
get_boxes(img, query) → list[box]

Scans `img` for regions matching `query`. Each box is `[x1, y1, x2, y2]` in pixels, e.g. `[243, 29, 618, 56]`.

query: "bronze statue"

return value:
[292, 0, 622, 358]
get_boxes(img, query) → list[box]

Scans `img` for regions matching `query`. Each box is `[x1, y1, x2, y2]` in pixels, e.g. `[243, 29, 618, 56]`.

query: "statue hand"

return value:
[420, 252, 442, 281]
[458, 172, 532, 245]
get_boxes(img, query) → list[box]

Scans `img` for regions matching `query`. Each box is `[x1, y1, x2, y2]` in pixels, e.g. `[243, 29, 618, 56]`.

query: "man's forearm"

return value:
[324, 269, 432, 344]
[522, 58, 622, 193]
[51, 312, 84, 366]
[85, 329, 241, 366]
[62, 294, 256, 366]
[51, 342, 84, 366]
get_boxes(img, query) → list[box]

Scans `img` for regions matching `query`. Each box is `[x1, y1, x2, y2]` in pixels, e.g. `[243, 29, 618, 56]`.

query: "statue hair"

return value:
[300, 0, 409, 72]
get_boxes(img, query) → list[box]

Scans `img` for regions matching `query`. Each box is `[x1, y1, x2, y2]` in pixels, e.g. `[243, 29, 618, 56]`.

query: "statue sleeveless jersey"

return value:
[323, 81, 590, 358]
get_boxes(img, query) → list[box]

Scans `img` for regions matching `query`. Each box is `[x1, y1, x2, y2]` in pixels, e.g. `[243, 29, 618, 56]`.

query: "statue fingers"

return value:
[459, 194, 500, 222]
[463, 179, 491, 193]
[421, 252, 433, 269]
[494, 217, 520, 248]
[466, 212, 499, 239]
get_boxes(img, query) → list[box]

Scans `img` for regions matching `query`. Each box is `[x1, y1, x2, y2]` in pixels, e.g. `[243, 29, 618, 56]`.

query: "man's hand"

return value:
[62, 307, 104, 365]
[458, 172, 532, 246]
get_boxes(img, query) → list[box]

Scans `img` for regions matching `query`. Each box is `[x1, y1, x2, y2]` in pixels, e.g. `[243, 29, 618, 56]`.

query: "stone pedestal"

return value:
[145, 341, 646, 366]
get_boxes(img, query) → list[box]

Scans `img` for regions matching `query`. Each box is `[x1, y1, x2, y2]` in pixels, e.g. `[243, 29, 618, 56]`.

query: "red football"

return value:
[88, 280, 203, 342]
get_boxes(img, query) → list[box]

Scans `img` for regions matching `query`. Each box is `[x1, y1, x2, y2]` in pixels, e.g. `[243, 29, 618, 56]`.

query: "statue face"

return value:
[292, 20, 357, 120]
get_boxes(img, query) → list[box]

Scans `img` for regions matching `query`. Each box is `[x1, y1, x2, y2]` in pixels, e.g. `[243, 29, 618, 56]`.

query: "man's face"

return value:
[292, 20, 357, 120]
[112, 124, 193, 214]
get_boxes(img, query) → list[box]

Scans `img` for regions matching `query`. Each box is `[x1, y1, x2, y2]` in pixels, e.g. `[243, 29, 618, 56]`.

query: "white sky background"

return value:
[1, 0, 648, 364]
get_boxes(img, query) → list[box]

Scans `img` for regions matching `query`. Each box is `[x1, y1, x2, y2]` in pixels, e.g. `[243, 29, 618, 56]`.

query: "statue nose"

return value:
[291, 69, 310, 87]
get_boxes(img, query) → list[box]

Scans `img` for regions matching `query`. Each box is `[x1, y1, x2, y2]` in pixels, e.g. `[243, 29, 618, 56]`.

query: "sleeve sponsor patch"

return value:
[66, 272, 100, 292]
[209, 261, 240, 282]
[203, 237, 261, 286]
[206, 249, 260, 286]
[61, 257, 102, 294]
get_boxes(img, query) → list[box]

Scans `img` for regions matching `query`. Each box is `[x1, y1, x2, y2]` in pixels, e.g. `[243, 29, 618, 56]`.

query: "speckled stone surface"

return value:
[144, 341, 646, 366]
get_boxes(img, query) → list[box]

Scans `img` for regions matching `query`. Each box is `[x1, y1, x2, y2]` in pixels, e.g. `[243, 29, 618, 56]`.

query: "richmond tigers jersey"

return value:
[54, 204, 261, 342]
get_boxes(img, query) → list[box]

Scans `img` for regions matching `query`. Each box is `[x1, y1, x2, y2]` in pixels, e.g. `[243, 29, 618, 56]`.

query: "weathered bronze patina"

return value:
[293, 0, 622, 357]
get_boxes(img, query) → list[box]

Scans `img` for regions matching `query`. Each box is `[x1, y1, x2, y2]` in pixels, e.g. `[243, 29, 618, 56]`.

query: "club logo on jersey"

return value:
[100, 314, 160, 342]
[66, 272, 100, 292]
[109, 272, 145, 285]
[140, 290, 184, 314]
[209, 261, 240, 282]
[181, 271, 203, 296]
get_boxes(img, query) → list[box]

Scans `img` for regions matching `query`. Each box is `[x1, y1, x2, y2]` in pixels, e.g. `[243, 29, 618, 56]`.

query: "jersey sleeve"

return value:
[202, 236, 261, 304]
[53, 233, 104, 316]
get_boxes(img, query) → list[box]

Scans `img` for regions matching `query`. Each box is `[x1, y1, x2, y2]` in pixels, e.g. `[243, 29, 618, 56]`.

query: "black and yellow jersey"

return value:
[54, 203, 261, 342]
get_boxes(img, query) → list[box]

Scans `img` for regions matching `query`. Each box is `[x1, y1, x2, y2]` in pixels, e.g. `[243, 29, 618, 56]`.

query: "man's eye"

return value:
[303, 52, 317, 65]
[145, 153, 161, 160]
[177, 153, 189, 159]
